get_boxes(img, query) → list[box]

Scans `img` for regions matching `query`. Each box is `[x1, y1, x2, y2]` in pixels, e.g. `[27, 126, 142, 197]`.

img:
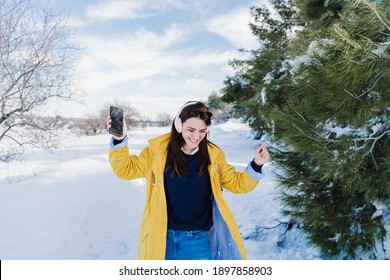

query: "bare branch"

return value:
[0, 0, 79, 160]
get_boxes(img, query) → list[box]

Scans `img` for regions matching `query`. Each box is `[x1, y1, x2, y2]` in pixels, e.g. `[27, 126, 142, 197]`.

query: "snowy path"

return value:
[0, 121, 321, 259]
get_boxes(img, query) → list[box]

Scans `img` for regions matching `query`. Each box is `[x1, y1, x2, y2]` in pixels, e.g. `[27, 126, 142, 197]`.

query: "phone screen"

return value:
[109, 106, 123, 137]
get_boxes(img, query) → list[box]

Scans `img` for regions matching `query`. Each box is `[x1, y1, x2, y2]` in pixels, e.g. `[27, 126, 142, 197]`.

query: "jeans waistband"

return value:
[167, 229, 207, 235]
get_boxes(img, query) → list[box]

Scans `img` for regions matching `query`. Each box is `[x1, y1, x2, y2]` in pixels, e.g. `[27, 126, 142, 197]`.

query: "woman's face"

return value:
[181, 117, 208, 153]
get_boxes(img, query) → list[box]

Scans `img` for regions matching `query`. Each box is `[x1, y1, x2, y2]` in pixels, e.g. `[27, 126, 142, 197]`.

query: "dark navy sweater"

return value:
[164, 153, 213, 231]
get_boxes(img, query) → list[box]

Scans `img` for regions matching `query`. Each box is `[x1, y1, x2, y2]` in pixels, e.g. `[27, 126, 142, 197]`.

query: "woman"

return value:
[108, 101, 270, 260]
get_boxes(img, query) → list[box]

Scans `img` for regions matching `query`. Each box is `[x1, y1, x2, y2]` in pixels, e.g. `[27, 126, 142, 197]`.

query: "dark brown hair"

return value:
[165, 101, 213, 177]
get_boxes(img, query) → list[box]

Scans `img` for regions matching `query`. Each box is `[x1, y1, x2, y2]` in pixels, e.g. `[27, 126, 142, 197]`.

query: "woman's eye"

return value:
[187, 128, 207, 133]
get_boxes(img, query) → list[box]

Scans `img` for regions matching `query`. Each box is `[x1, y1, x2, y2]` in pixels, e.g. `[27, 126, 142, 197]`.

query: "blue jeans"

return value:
[165, 230, 212, 260]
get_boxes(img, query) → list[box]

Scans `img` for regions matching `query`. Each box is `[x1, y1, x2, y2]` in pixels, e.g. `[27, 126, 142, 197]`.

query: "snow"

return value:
[322, 120, 355, 138]
[0, 119, 322, 260]
[372, 41, 390, 58]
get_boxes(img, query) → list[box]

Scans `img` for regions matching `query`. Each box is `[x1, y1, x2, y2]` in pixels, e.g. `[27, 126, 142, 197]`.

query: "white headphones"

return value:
[174, 101, 199, 133]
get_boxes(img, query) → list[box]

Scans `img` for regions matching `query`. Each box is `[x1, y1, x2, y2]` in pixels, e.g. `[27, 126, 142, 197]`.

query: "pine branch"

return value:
[334, 24, 362, 49]
[287, 98, 307, 122]
[324, 127, 389, 169]
[358, 0, 390, 32]
[343, 73, 384, 100]
[364, 128, 389, 169]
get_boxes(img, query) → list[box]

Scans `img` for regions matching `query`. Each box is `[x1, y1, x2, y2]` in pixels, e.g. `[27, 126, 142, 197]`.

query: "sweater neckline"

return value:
[181, 146, 199, 155]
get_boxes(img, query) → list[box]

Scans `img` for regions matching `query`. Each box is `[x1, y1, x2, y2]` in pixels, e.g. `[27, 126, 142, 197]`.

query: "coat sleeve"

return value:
[109, 144, 149, 180]
[218, 150, 262, 194]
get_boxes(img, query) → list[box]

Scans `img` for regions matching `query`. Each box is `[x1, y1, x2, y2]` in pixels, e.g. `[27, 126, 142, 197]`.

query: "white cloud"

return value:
[86, 0, 146, 21]
[131, 24, 190, 50]
[86, 0, 186, 21]
[65, 15, 87, 28]
[69, 26, 240, 118]
[61, 1, 263, 118]
[205, 6, 259, 50]
[75, 24, 235, 93]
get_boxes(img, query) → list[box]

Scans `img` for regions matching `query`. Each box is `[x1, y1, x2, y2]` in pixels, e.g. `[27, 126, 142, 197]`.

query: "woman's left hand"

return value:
[254, 144, 270, 166]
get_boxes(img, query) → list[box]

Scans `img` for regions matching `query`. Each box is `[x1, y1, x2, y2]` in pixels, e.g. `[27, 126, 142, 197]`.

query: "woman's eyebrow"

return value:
[188, 126, 207, 131]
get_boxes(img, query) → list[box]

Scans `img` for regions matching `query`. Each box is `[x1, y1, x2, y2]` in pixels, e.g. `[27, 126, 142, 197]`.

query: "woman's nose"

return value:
[192, 131, 200, 139]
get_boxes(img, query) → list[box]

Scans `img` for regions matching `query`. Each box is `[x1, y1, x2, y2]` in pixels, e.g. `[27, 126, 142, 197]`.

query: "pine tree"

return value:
[271, 0, 390, 259]
[219, 0, 389, 259]
[220, 0, 302, 137]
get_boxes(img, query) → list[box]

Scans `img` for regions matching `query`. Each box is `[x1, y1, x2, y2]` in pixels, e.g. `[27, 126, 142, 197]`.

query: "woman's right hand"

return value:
[107, 115, 127, 140]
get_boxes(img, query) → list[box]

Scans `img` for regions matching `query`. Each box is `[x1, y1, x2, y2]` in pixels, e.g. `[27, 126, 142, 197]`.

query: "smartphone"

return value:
[109, 106, 123, 137]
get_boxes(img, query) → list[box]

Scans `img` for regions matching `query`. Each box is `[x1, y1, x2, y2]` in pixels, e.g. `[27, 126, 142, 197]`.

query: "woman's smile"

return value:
[181, 117, 208, 153]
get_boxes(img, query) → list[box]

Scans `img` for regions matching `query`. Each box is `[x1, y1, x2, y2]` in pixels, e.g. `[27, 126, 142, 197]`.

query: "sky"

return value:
[47, 0, 266, 119]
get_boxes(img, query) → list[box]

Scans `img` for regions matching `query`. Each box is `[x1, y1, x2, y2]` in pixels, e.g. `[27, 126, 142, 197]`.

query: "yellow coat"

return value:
[109, 133, 263, 260]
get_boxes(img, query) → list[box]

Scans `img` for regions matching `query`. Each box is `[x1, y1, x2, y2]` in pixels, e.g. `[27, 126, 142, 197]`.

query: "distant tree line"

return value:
[74, 96, 233, 136]
[73, 102, 174, 136]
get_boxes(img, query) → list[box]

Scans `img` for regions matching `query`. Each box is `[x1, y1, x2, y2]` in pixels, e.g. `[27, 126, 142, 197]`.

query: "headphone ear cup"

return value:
[174, 116, 182, 133]
[174, 101, 198, 133]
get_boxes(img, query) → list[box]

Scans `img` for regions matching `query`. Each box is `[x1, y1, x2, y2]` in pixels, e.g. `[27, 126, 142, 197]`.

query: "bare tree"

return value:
[155, 113, 172, 127]
[0, 0, 79, 161]
[76, 114, 103, 136]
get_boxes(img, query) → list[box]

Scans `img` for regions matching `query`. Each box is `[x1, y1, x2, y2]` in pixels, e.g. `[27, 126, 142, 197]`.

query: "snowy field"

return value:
[0, 119, 322, 260]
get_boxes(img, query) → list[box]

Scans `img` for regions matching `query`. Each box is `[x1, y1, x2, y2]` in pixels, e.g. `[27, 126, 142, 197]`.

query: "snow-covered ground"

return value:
[0, 119, 322, 259]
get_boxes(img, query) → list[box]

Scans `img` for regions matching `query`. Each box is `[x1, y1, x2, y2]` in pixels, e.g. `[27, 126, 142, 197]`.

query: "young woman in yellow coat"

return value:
[108, 101, 270, 260]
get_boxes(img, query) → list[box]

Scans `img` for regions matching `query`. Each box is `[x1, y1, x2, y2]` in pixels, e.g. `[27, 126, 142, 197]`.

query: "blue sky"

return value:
[49, 0, 265, 119]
